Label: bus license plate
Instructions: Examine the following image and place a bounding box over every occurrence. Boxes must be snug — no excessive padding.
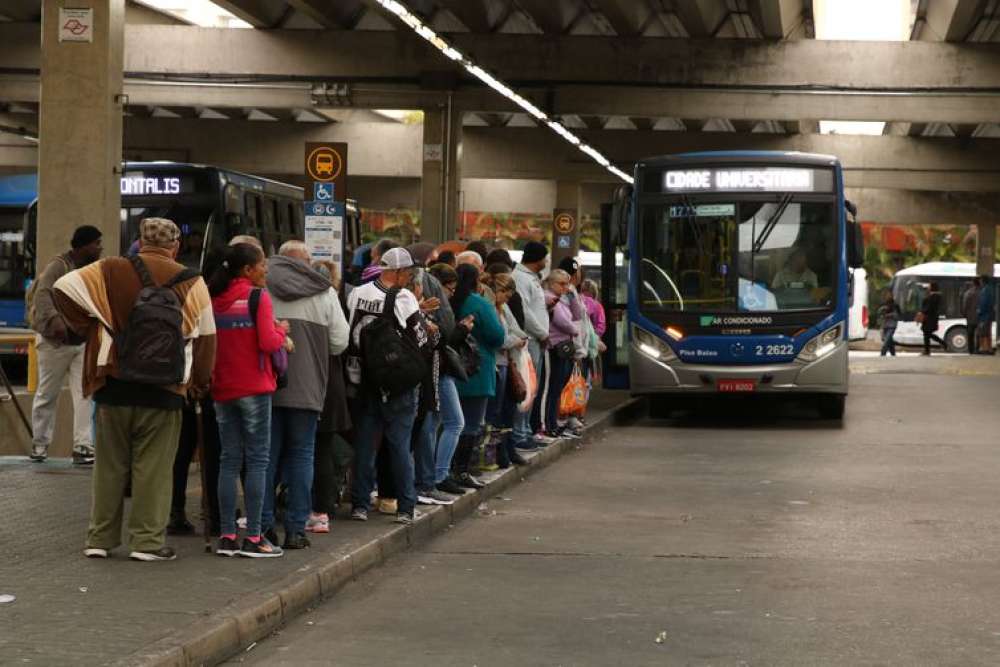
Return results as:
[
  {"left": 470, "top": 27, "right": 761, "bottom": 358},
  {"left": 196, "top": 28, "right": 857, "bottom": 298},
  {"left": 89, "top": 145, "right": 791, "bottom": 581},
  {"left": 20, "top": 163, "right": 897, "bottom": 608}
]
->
[{"left": 717, "top": 379, "right": 756, "bottom": 393}]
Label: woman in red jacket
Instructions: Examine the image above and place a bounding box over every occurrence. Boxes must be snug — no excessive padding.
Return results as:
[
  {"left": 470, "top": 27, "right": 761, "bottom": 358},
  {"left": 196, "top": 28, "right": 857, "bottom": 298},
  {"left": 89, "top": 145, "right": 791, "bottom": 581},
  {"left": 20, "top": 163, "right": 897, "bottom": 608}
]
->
[{"left": 209, "top": 243, "right": 289, "bottom": 558}]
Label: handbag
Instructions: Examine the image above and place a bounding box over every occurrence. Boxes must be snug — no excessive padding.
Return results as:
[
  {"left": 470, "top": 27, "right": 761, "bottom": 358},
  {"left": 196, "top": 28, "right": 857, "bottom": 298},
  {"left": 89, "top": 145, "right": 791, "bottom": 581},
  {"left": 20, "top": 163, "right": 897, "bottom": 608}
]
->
[
  {"left": 515, "top": 350, "right": 537, "bottom": 413},
  {"left": 553, "top": 339, "right": 575, "bottom": 360},
  {"left": 508, "top": 357, "right": 528, "bottom": 403},
  {"left": 455, "top": 333, "right": 481, "bottom": 377},
  {"left": 441, "top": 345, "right": 469, "bottom": 382},
  {"left": 248, "top": 288, "right": 289, "bottom": 389}
]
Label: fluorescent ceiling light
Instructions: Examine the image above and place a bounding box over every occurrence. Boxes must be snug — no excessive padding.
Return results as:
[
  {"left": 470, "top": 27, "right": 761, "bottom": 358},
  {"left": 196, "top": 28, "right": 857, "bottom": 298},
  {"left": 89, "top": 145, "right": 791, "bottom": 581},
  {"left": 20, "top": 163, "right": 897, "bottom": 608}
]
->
[
  {"left": 814, "top": 0, "right": 911, "bottom": 135},
  {"left": 136, "top": 0, "right": 252, "bottom": 28},
  {"left": 372, "top": 0, "right": 632, "bottom": 185}
]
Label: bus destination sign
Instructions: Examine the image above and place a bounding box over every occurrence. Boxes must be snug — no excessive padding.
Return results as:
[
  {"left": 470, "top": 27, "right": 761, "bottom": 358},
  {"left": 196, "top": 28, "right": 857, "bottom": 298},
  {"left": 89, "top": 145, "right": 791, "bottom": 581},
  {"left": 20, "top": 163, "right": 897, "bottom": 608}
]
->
[
  {"left": 120, "top": 175, "right": 192, "bottom": 196},
  {"left": 663, "top": 167, "right": 832, "bottom": 194}
]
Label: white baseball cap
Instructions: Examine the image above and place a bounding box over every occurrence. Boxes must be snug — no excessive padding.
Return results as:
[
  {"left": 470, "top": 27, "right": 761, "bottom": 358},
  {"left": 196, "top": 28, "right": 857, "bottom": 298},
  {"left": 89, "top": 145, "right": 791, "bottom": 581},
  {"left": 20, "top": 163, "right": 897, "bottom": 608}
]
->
[{"left": 380, "top": 247, "right": 415, "bottom": 270}]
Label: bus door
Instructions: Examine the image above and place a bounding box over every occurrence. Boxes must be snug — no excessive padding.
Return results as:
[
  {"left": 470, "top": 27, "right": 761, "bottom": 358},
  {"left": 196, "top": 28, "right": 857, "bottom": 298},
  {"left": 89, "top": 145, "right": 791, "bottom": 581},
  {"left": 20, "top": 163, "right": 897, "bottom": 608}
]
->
[{"left": 600, "top": 199, "right": 630, "bottom": 389}]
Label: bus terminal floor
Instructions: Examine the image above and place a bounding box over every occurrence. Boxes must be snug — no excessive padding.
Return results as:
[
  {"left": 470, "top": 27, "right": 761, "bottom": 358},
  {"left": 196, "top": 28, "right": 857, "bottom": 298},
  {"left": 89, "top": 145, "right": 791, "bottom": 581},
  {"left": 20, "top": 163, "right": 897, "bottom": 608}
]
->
[
  {"left": 233, "top": 360, "right": 1000, "bottom": 666},
  {"left": 3, "top": 363, "right": 1000, "bottom": 665}
]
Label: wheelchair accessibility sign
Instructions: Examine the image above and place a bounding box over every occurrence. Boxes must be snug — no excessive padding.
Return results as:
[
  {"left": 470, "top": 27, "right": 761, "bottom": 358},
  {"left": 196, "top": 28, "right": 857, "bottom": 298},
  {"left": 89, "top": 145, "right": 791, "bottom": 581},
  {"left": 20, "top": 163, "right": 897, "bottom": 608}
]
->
[{"left": 314, "top": 183, "right": 334, "bottom": 201}]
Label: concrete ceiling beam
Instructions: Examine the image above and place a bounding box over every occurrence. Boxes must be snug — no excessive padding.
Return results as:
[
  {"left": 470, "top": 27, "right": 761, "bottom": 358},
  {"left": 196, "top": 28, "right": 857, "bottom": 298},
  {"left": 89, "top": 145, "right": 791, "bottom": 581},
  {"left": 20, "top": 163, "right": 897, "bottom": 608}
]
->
[
  {"left": 514, "top": 0, "right": 584, "bottom": 34},
  {"left": 436, "top": 0, "right": 496, "bottom": 33},
  {"left": 210, "top": 0, "right": 288, "bottom": 28},
  {"left": 921, "top": 0, "right": 985, "bottom": 41},
  {"left": 672, "top": 0, "right": 729, "bottom": 37},
  {"left": 749, "top": 0, "right": 804, "bottom": 39},
  {"left": 588, "top": 0, "right": 651, "bottom": 36},
  {"left": 4, "top": 24, "right": 1000, "bottom": 89},
  {"left": 287, "top": 0, "right": 368, "bottom": 29}
]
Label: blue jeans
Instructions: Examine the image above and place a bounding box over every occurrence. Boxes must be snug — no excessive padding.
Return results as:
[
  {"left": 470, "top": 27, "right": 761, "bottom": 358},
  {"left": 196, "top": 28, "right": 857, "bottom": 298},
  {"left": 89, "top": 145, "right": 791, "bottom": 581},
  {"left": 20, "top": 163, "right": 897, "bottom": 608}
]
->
[
  {"left": 261, "top": 407, "right": 319, "bottom": 536},
  {"left": 460, "top": 395, "right": 490, "bottom": 438},
  {"left": 880, "top": 326, "right": 896, "bottom": 356},
  {"left": 421, "top": 375, "right": 465, "bottom": 487},
  {"left": 513, "top": 340, "right": 543, "bottom": 446},
  {"left": 215, "top": 394, "right": 271, "bottom": 537},
  {"left": 352, "top": 389, "right": 418, "bottom": 515}
]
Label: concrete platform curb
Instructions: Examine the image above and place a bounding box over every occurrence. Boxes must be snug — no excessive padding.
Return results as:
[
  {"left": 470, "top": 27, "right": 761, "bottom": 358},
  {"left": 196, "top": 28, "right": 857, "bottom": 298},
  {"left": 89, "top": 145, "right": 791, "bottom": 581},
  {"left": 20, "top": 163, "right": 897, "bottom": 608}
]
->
[{"left": 114, "top": 395, "right": 643, "bottom": 667}]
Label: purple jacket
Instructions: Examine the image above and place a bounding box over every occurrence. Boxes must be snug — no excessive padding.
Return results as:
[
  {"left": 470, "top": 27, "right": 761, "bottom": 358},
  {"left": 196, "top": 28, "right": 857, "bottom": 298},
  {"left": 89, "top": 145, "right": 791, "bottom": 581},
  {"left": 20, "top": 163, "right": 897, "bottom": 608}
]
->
[
  {"left": 582, "top": 294, "right": 606, "bottom": 337},
  {"left": 546, "top": 289, "right": 580, "bottom": 348}
]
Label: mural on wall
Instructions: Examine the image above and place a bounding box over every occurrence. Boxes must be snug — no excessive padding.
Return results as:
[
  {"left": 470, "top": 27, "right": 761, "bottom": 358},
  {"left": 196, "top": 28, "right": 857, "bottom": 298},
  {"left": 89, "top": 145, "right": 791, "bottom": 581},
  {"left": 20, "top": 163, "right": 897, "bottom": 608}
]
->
[{"left": 360, "top": 209, "right": 605, "bottom": 252}]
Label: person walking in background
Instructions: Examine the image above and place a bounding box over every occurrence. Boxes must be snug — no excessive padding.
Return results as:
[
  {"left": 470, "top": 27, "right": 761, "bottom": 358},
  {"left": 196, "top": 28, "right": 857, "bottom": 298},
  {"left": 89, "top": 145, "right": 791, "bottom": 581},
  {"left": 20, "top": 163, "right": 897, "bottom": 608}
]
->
[
  {"left": 977, "top": 274, "right": 995, "bottom": 354},
  {"left": 919, "top": 281, "right": 945, "bottom": 356},
  {"left": 209, "top": 243, "right": 289, "bottom": 558},
  {"left": 877, "top": 291, "right": 901, "bottom": 357},
  {"left": 451, "top": 263, "right": 505, "bottom": 489},
  {"left": 961, "top": 277, "right": 981, "bottom": 355},
  {"left": 54, "top": 218, "right": 216, "bottom": 562},
  {"left": 262, "top": 241, "right": 349, "bottom": 550},
  {"left": 27, "top": 224, "right": 103, "bottom": 464}
]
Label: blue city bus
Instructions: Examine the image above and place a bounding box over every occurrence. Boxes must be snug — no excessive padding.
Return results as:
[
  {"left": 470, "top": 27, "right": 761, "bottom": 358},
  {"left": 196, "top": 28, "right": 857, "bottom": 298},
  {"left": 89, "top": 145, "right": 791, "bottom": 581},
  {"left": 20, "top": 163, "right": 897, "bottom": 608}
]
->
[
  {"left": 601, "top": 152, "right": 864, "bottom": 419},
  {"left": 0, "top": 162, "right": 316, "bottom": 330}
]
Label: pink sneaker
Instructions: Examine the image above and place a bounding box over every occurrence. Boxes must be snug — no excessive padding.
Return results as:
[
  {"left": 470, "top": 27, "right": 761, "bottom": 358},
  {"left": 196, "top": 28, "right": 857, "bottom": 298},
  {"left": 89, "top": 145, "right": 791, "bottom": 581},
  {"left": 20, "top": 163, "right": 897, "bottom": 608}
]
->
[{"left": 305, "top": 512, "right": 330, "bottom": 533}]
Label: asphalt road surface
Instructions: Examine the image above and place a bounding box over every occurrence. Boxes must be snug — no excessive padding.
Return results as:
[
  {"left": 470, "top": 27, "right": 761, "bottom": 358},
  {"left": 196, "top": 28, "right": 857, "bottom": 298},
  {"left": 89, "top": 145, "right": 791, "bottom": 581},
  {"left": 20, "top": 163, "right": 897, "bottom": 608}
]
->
[{"left": 234, "top": 363, "right": 1000, "bottom": 666}]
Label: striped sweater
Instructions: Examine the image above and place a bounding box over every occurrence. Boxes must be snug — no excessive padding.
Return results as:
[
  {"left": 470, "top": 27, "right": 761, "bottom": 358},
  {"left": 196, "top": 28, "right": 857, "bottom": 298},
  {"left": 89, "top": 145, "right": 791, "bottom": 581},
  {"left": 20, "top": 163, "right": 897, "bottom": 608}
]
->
[{"left": 53, "top": 247, "right": 217, "bottom": 406}]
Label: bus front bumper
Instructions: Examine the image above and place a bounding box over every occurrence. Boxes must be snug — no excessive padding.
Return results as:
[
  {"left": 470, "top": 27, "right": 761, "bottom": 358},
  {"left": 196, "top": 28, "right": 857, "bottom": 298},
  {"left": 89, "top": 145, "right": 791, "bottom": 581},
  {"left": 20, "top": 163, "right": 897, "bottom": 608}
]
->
[{"left": 629, "top": 340, "right": 849, "bottom": 395}]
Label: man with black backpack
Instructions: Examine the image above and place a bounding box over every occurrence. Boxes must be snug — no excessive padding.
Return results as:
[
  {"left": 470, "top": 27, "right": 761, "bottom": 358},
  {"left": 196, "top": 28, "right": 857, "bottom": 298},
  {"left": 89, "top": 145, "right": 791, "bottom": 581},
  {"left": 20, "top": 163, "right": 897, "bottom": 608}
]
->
[
  {"left": 53, "top": 218, "right": 216, "bottom": 562},
  {"left": 346, "top": 247, "right": 431, "bottom": 525}
]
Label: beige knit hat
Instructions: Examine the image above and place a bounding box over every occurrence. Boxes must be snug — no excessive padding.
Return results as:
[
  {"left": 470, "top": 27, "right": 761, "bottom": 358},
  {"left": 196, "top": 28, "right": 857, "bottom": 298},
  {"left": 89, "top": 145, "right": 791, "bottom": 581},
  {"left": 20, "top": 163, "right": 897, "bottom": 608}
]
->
[{"left": 139, "top": 218, "right": 181, "bottom": 248}]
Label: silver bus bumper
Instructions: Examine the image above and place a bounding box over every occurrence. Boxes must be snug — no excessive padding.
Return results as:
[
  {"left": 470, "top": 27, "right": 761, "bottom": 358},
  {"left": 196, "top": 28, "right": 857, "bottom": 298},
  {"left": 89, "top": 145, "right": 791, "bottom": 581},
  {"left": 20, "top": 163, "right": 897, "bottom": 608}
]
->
[{"left": 629, "top": 340, "right": 849, "bottom": 395}]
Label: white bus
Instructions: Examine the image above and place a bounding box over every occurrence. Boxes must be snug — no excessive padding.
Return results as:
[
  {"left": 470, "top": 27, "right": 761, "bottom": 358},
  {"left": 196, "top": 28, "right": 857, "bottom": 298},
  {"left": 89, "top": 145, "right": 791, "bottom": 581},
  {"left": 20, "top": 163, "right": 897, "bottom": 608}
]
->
[{"left": 890, "top": 262, "right": 1000, "bottom": 352}]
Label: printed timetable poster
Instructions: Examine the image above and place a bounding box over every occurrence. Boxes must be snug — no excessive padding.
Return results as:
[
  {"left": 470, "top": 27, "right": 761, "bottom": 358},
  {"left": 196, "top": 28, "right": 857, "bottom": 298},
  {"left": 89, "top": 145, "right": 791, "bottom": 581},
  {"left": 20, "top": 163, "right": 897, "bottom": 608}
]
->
[{"left": 305, "top": 215, "right": 344, "bottom": 264}]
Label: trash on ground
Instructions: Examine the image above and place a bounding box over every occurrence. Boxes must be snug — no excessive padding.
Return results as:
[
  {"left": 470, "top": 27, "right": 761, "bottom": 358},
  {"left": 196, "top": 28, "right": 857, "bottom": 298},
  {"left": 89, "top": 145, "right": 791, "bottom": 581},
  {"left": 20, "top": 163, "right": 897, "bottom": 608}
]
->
[
  {"left": 655, "top": 630, "right": 668, "bottom": 644},
  {"left": 78, "top": 587, "right": 88, "bottom": 593},
  {"left": 0, "top": 594, "right": 15, "bottom": 604}
]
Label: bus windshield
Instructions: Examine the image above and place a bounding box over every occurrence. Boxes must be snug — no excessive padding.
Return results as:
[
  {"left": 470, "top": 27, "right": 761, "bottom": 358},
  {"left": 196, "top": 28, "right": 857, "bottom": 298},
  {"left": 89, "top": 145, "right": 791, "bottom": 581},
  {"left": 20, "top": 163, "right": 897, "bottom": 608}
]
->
[
  {"left": 0, "top": 207, "right": 28, "bottom": 299},
  {"left": 123, "top": 205, "right": 213, "bottom": 269},
  {"left": 638, "top": 199, "right": 837, "bottom": 314}
]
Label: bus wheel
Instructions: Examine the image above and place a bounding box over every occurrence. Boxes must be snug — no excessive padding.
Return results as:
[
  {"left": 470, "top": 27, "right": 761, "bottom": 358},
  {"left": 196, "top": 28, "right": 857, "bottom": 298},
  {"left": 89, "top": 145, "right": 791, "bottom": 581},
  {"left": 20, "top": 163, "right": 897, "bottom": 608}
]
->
[
  {"left": 818, "top": 395, "right": 845, "bottom": 420},
  {"left": 648, "top": 395, "right": 679, "bottom": 418},
  {"left": 945, "top": 326, "right": 967, "bottom": 353}
]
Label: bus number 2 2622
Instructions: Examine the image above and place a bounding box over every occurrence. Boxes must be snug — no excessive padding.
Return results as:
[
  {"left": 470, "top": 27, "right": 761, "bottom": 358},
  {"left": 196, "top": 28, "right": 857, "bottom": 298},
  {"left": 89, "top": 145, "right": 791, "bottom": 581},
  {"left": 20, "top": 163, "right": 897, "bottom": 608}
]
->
[{"left": 755, "top": 344, "right": 794, "bottom": 356}]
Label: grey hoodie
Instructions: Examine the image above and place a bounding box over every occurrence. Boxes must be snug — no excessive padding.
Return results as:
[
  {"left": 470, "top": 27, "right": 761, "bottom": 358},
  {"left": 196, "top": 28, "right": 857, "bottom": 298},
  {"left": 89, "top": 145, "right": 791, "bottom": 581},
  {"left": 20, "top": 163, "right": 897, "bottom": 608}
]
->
[{"left": 267, "top": 256, "right": 349, "bottom": 412}]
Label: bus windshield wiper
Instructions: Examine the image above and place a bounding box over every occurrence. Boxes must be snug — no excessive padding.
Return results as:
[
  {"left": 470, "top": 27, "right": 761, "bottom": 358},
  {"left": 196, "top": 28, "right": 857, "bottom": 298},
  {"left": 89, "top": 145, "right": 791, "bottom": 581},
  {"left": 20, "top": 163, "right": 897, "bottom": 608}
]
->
[{"left": 752, "top": 194, "right": 792, "bottom": 254}]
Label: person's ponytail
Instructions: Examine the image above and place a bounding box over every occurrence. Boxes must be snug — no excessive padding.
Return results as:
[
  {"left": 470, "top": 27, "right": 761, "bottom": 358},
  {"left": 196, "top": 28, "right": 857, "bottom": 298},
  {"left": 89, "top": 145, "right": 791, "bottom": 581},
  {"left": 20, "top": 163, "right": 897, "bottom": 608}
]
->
[{"left": 207, "top": 243, "right": 263, "bottom": 296}]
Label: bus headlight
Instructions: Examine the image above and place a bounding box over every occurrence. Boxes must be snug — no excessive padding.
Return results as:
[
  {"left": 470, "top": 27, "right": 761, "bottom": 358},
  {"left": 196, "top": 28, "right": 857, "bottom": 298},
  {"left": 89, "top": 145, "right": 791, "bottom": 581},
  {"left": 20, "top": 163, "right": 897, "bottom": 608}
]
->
[
  {"left": 796, "top": 324, "right": 842, "bottom": 362},
  {"left": 633, "top": 325, "right": 677, "bottom": 362}
]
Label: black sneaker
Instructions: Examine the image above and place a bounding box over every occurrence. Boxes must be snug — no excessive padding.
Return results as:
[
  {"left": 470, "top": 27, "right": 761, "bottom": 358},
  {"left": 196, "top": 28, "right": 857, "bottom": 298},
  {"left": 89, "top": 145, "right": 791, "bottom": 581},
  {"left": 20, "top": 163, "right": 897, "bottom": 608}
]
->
[
  {"left": 350, "top": 507, "right": 368, "bottom": 521},
  {"left": 509, "top": 451, "right": 529, "bottom": 466},
  {"left": 457, "top": 472, "right": 485, "bottom": 489},
  {"left": 216, "top": 536, "right": 239, "bottom": 557},
  {"left": 167, "top": 514, "right": 195, "bottom": 536},
  {"left": 436, "top": 478, "right": 467, "bottom": 495},
  {"left": 283, "top": 532, "right": 311, "bottom": 550},
  {"left": 72, "top": 450, "right": 95, "bottom": 465},
  {"left": 129, "top": 546, "right": 177, "bottom": 562},
  {"left": 263, "top": 527, "right": 280, "bottom": 546},
  {"left": 238, "top": 537, "right": 283, "bottom": 558}
]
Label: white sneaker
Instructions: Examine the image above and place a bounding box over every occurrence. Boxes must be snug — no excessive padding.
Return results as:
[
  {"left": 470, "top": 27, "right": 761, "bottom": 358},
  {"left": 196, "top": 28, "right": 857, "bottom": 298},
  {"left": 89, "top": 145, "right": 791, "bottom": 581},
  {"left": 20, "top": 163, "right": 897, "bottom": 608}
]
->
[
  {"left": 305, "top": 512, "right": 330, "bottom": 533},
  {"left": 83, "top": 547, "right": 108, "bottom": 559}
]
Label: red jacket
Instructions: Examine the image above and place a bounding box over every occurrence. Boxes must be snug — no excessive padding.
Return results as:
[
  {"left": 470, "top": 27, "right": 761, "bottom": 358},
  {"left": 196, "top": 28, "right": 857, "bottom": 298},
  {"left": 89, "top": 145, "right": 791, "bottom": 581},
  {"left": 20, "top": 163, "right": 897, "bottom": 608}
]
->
[{"left": 211, "top": 278, "right": 286, "bottom": 403}]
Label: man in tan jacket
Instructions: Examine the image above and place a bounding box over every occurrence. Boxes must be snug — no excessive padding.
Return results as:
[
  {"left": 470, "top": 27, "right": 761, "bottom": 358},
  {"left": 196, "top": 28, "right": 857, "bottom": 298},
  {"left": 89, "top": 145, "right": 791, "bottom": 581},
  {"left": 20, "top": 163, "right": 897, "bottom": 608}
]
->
[{"left": 54, "top": 218, "right": 216, "bottom": 562}]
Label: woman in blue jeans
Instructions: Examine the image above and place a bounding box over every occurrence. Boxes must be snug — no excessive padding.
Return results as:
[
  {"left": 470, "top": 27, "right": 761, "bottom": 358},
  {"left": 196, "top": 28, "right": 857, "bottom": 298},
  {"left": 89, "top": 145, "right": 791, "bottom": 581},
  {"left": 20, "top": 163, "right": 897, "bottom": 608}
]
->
[
  {"left": 450, "top": 263, "right": 505, "bottom": 488},
  {"left": 209, "top": 243, "right": 289, "bottom": 558}
]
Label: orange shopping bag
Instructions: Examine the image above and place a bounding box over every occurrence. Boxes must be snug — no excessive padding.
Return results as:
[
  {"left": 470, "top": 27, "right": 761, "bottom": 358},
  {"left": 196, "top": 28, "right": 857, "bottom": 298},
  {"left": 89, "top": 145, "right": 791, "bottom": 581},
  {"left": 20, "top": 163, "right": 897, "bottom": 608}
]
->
[{"left": 559, "top": 362, "right": 588, "bottom": 418}]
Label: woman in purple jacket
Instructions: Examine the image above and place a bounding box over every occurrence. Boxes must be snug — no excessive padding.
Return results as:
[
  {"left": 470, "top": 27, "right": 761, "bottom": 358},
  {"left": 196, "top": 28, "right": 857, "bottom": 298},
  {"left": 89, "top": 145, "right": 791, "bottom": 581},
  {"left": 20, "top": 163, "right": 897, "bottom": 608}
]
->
[{"left": 541, "top": 269, "right": 581, "bottom": 437}]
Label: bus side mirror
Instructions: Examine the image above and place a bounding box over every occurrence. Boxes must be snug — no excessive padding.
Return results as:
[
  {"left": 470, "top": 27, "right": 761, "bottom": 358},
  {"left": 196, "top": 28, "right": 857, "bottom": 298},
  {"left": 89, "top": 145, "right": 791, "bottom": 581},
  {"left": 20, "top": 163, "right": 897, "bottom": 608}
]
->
[
  {"left": 844, "top": 200, "right": 863, "bottom": 268},
  {"left": 610, "top": 184, "right": 633, "bottom": 246}
]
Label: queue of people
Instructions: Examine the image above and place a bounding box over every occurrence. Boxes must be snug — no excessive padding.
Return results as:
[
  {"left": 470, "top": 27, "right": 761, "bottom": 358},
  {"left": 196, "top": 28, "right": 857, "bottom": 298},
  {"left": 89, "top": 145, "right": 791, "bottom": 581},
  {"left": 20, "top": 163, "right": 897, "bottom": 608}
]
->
[{"left": 34, "top": 220, "right": 603, "bottom": 563}]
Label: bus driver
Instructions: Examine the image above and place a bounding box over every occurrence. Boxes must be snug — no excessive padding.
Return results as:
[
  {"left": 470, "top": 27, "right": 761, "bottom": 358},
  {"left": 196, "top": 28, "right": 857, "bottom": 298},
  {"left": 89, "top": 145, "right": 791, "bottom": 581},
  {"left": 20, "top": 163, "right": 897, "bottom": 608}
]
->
[{"left": 771, "top": 247, "right": 818, "bottom": 291}]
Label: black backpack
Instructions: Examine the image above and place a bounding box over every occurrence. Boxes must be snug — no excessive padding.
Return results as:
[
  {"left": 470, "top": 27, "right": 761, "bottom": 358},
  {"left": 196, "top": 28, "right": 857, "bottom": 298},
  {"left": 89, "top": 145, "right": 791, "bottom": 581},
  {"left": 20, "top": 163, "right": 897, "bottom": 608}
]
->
[
  {"left": 360, "top": 288, "right": 428, "bottom": 397},
  {"left": 115, "top": 256, "right": 199, "bottom": 385}
]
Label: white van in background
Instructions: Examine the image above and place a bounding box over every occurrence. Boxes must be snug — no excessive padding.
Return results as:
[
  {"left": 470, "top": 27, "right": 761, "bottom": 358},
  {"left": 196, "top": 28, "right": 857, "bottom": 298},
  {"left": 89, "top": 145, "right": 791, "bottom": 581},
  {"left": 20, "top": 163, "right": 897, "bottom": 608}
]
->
[
  {"left": 848, "top": 267, "right": 869, "bottom": 341},
  {"left": 890, "top": 262, "right": 1000, "bottom": 352}
]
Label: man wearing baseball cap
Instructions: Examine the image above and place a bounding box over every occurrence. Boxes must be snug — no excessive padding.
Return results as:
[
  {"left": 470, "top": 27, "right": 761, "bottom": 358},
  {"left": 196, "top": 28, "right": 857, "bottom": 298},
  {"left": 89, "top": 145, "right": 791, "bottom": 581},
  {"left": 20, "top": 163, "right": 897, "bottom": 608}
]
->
[
  {"left": 345, "top": 247, "right": 431, "bottom": 525},
  {"left": 27, "top": 224, "right": 103, "bottom": 464}
]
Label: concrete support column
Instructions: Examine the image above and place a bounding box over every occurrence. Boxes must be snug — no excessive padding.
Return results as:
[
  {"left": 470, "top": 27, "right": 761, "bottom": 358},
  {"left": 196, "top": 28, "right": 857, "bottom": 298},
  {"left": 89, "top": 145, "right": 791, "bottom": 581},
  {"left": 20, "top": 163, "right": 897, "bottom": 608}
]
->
[
  {"left": 38, "top": 0, "right": 125, "bottom": 266},
  {"left": 551, "top": 180, "right": 582, "bottom": 270},
  {"left": 976, "top": 221, "right": 996, "bottom": 278},
  {"left": 420, "top": 106, "right": 463, "bottom": 243}
]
